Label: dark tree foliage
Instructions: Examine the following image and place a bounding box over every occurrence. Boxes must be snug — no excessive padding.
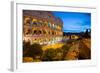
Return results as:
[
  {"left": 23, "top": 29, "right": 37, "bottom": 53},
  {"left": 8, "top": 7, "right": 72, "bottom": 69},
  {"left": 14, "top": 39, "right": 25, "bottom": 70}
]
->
[
  {"left": 54, "top": 48, "right": 63, "bottom": 60},
  {"left": 83, "top": 29, "right": 90, "bottom": 38},
  {"left": 62, "top": 45, "right": 70, "bottom": 53},
  {"left": 27, "top": 43, "right": 43, "bottom": 58},
  {"left": 23, "top": 41, "right": 31, "bottom": 57},
  {"left": 61, "top": 45, "right": 70, "bottom": 59},
  {"left": 23, "top": 43, "right": 43, "bottom": 59},
  {"left": 42, "top": 48, "right": 57, "bottom": 61}
]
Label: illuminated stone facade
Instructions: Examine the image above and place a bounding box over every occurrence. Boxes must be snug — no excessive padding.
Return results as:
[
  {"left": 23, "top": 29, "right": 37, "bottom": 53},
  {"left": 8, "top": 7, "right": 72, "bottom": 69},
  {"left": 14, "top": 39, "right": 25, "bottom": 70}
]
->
[{"left": 23, "top": 10, "right": 63, "bottom": 45}]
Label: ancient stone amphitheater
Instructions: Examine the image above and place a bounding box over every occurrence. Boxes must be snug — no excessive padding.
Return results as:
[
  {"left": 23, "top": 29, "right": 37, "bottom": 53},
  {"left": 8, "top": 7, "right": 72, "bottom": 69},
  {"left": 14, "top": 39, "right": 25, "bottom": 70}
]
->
[{"left": 23, "top": 10, "right": 63, "bottom": 45}]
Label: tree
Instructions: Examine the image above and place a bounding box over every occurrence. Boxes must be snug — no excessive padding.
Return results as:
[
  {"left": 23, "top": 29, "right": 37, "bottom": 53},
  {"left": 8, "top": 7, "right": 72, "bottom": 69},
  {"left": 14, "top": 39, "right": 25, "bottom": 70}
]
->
[
  {"left": 54, "top": 48, "right": 63, "bottom": 60},
  {"left": 61, "top": 45, "right": 70, "bottom": 59},
  {"left": 27, "top": 43, "right": 43, "bottom": 59},
  {"left": 83, "top": 29, "right": 90, "bottom": 38},
  {"left": 62, "top": 45, "right": 70, "bottom": 53},
  {"left": 42, "top": 48, "right": 57, "bottom": 61},
  {"left": 23, "top": 41, "right": 31, "bottom": 57}
]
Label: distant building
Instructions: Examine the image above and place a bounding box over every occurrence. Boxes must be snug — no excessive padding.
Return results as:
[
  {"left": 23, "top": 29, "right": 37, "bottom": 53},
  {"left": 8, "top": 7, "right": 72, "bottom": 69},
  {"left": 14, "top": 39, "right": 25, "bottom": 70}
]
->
[
  {"left": 63, "top": 32, "right": 80, "bottom": 40},
  {"left": 23, "top": 10, "right": 63, "bottom": 45}
]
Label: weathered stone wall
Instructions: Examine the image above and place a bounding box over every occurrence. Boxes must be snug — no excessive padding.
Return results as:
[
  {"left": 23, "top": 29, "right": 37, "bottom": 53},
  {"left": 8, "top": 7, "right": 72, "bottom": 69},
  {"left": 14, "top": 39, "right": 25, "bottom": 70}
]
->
[{"left": 23, "top": 10, "right": 63, "bottom": 45}]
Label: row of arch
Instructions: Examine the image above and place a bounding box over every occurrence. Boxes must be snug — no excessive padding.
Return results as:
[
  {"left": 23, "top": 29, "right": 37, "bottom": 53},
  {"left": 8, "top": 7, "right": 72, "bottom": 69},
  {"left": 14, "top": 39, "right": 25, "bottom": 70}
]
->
[
  {"left": 23, "top": 36, "right": 63, "bottom": 45},
  {"left": 24, "top": 17, "right": 62, "bottom": 30},
  {"left": 23, "top": 27, "right": 63, "bottom": 36},
  {"left": 32, "top": 37, "right": 62, "bottom": 45}
]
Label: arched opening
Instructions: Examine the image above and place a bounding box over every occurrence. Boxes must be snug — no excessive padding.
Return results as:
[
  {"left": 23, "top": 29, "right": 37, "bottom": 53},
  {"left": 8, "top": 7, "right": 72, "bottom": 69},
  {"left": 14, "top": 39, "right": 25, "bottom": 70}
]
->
[
  {"left": 44, "top": 21, "right": 47, "bottom": 26},
  {"left": 32, "top": 19, "right": 38, "bottom": 26},
  {"left": 38, "top": 30, "right": 42, "bottom": 34},
  {"left": 24, "top": 17, "right": 31, "bottom": 25},
  {"left": 32, "top": 21, "right": 37, "bottom": 26},
  {"left": 24, "top": 28, "right": 31, "bottom": 35},
  {"left": 48, "top": 22, "right": 51, "bottom": 27},
  {"left": 52, "top": 31, "right": 55, "bottom": 35},
  {"left": 33, "top": 30, "right": 37, "bottom": 35},
  {"left": 26, "top": 20, "right": 30, "bottom": 24},
  {"left": 33, "top": 30, "right": 42, "bottom": 35},
  {"left": 26, "top": 29, "right": 31, "bottom": 35},
  {"left": 38, "top": 21, "right": 43, "bottom": 26},
  {"left": 48, "top": 31, "right": 51, "bottom": 35},
  {"left": 43, "top": 30, "right": 46, "bottom": 34}
]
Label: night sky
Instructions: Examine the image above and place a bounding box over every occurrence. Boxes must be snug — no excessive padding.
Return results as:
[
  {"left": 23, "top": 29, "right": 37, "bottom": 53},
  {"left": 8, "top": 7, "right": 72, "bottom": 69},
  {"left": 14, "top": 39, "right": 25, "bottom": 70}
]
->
[{"left": 53, "top": 11, "right": 91, "bottom": 33}]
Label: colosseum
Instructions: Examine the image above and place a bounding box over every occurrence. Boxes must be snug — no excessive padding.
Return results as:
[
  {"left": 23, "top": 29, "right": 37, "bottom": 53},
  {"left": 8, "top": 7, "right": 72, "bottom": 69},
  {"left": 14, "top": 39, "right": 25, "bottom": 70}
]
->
[{"left": 23, "top": 10, "right": 63, "bottom": 45}]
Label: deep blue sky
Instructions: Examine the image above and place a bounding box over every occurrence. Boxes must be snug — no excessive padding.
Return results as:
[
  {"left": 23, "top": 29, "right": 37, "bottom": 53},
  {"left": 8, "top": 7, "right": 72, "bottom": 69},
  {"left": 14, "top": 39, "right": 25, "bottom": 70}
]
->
[{"left": 53, "top": 11, "right": 91, "bottom": 33}]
